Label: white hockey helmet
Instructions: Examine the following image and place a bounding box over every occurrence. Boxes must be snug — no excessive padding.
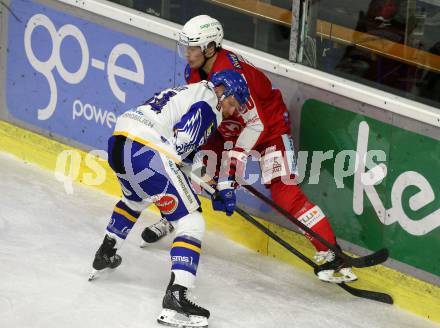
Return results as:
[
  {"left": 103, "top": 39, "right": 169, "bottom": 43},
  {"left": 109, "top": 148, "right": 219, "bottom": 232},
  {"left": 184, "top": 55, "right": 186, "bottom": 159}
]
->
[{"left": 178, "top": 15, "right": 224, "bottom": 56}]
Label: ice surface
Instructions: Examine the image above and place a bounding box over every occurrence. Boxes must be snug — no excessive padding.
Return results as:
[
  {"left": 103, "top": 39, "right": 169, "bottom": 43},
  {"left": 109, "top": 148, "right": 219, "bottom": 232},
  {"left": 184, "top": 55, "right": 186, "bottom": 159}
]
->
[{"left": 0, "top": 152, "right": 438, "bottom": 328}]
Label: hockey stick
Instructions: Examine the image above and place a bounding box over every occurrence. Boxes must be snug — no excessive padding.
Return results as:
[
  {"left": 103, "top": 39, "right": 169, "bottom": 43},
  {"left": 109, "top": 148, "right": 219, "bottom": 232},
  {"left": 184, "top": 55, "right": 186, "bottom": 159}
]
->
[
  {"left": 234, "top": 206, "right": 393, "bottom": 305},
  {"left": 188, "top": 172, "right": 393, "bottom": 304},
  {"left": 242, "top": 184, "right": 389, "bottom": 269}
]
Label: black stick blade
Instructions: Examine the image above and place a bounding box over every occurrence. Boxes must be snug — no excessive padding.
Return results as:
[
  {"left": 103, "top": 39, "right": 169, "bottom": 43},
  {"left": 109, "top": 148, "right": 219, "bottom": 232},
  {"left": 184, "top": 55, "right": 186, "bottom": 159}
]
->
[
  {"left": 338, "top": 283, "right": 394, "bottom": 304},
  {"left": 349, "top": 248, "right": 389, "bottom": 268}
]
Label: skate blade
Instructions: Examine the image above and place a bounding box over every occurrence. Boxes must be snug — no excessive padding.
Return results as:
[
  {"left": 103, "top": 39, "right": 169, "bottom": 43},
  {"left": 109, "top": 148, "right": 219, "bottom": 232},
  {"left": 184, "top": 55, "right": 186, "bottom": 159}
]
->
[
  {"left": 157, "top": 309, "right": 208, "bottom": 328},
  {"left": 88, "top": 268, "right": 108, "bottom": 281},
  {"left": 88, "top": 268, "right": 104, "bottom": 281},
  {"left": 88, "top": 269, "right": 98, "bottom": 281},
  {"left": 139, "top": 241, "right": 150, "bottom": 248}
]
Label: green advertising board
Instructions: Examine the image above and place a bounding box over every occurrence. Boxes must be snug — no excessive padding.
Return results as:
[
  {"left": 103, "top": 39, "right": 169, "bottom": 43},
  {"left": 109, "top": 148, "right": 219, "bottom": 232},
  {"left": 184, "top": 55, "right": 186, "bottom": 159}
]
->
[{"left": 300, "top": 99, "right": 440, "bottom": 277}]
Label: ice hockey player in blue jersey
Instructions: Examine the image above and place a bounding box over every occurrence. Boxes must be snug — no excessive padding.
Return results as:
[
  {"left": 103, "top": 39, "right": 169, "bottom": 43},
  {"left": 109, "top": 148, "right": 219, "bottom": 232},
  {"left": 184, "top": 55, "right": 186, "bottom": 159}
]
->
[{"left": 89, "top": 69, "right": 250, "bottom": 328}]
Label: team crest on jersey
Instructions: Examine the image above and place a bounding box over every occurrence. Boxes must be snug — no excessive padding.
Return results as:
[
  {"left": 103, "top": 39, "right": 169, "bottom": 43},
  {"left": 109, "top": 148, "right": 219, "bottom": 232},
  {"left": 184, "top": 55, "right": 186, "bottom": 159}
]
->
[
  {"left": 183, "top": 108, "right": 202, "bottom": 137},
  {"left": 218, "top": 120, "right": 243, "bottom": 138},
  {"left": 226, "top": 53, "right": 242, "bottom": 69},
  {"left": 174, "top": 101, "right": 217, "bottom": 155}
]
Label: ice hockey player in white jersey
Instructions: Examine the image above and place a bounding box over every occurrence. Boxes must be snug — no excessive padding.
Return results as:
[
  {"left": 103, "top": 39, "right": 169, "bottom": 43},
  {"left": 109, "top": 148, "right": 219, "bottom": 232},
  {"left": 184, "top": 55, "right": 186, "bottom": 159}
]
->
[{"left": 89, "top": 69, "right": 250, "bottom": 328}]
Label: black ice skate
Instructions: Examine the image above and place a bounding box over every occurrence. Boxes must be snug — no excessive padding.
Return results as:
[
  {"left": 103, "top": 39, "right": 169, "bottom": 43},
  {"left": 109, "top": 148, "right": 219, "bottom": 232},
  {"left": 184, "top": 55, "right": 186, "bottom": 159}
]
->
[
  {"left": 157, "top": 273, "right": 210, "bottom": 328},
  {"left": 314, "top": 247, "right": 357, "bottom": 283},
  {"left": 88, "top": 234, "right": 122, "bottom": 281},
  {"left": 140, "top": 217, "right": 174, "bottom": 247}
]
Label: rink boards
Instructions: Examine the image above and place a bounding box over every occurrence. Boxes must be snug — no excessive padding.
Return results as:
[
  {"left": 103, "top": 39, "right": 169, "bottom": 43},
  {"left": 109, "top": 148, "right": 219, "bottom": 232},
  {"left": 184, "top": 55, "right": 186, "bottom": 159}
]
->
[
  {"left": 0, "top": 0, "right": 439, "bottom": 323},
  {"left": 2, "top": 117, "right": 440, "bottom": 321}
]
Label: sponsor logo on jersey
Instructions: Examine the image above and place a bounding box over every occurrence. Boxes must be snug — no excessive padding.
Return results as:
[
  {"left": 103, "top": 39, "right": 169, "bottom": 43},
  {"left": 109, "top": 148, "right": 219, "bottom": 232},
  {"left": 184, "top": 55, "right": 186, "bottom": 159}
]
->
[
  {"left": 166, "top": 159, "right": 197, "bottom": 206},
  {"left": 107, "top": 223, "right": 131, "bottom": 238},
  {"left": 272, "top": 158, "right": 283, "bottom": 174},
  {"left": 173, "top": 85, "right": 189, "bottom": 92},
  {"left": 261, "top": 148, "right": 288, "bottom": 184},
  {"left": 226, "top": 53, "right": 242, "bottom": 70},
  {"left": 247, "top": 115, "right": 260, "bottom": 125},
  {"left": 121, "top": 111, "right": 155, "bottom": 129},
  {"left": 171, "top": 255, "right": 193, "bottom": 264},
  {"left": 176, "top": 144, "right": 195, "bottom": 154},
  {"left": 155, "top": 194, "right": 179, "bottom": 215}
]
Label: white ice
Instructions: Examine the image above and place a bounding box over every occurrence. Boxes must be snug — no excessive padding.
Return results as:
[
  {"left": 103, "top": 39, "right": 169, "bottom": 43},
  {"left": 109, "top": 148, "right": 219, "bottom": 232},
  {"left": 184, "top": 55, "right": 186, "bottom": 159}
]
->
[{"left": 0, "top": 151, "right": 438, "bottom": 328}]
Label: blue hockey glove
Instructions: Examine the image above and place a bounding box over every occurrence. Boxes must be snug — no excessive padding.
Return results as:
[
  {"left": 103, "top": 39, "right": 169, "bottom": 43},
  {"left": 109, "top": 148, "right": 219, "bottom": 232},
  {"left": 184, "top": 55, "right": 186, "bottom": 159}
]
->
[{"left": 211, "top": 177, "right": 237, "bottom": 216}]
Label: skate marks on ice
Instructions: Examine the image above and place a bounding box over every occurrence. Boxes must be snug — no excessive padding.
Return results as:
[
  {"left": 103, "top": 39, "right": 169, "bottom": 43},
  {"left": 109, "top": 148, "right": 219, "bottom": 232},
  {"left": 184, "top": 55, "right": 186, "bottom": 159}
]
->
[{"left": 0, "top": 152, "right": 438, "bottom": 328}]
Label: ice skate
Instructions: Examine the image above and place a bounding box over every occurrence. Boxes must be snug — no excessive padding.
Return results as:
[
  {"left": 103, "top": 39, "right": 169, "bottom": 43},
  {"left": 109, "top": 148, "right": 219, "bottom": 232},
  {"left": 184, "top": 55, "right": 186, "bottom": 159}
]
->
[
  {"left": 140, "top": 217, "right": 174, "bottom": 247},
  {"left": 314, "top": 248, "right": 357, "bottom": 283},
  {"left": 88, "top": 234, "right": 122, "bottom": 281},
  {"left": 157, "top": 273, "right": 210, "bottom": 328}
]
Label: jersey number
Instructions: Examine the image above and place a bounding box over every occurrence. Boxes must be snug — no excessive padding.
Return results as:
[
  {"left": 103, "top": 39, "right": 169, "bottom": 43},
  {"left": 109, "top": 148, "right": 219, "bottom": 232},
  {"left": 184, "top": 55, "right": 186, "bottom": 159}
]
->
[
  {"left": 145, "top": 90, "right": 177, "bottom": 113},
  {"left": 145, "top": 86, "right": 188, "bottom": 113}
]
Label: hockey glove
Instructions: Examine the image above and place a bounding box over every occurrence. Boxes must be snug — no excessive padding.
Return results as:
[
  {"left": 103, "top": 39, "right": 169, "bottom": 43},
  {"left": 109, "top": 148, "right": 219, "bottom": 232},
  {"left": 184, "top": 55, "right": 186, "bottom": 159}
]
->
[
  {"left": 211, "top": 177, "right": 237, "bottom": 216},
  {"left": 211, "top": 147, "right": 247, "bottom": 216}
]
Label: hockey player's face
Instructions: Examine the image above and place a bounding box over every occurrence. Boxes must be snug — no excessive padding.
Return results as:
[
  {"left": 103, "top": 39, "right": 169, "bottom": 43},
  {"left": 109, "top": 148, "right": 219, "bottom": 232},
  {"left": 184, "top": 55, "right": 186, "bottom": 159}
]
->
[
  {"left": 220, "top": 95, "right": 240, "bottom": 118},
  {"left": 214, "top": 85, "right": 239, "bottom": 118},
  {"left": 185, "top": 46, "right": 205, "bottom": 69}
]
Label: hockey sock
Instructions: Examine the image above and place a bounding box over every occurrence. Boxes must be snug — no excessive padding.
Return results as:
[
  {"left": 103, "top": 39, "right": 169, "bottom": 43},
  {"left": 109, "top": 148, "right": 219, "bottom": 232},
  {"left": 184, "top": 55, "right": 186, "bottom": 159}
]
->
[
  {"left": 170, "top": 235, "right": 201, "bottom": 288},
  {"left": 106, "top": 200, "right": 141, "bottom": 243}
]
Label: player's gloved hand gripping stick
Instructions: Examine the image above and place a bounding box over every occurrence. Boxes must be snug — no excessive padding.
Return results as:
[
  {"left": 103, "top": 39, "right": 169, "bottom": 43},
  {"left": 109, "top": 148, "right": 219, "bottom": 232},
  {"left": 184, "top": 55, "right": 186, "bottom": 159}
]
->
[
  {"left": 210, "top": 147, "right": 247, "bottom": 216},
  {"left": 211, "top": 177, "right": 236, "bottom": 216}
]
